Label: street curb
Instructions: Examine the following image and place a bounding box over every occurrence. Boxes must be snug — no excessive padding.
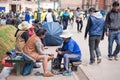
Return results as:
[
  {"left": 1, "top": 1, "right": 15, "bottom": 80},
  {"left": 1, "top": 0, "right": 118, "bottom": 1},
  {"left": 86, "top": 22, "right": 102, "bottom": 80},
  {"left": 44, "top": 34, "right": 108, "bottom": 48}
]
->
[
  {"left": 74, "top": 65, "right": 89, "bottom": 80},
  {"left": 79, "top": 64, "right": 96, "bottom": 80}
]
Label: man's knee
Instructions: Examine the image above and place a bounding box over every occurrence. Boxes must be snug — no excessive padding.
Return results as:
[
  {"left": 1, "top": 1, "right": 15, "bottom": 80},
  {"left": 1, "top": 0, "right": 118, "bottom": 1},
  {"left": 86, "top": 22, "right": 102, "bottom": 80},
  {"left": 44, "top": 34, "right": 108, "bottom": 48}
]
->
[{"left": 63, "top": 54, "right": 69, "bottom": 58}]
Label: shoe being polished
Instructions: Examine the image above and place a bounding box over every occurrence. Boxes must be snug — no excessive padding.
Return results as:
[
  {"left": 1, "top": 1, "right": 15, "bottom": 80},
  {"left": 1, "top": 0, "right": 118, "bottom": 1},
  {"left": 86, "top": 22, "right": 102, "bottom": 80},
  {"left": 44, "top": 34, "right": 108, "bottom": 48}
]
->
[{"left": 62, "top": 71, "right": 72, "bottom": 76}]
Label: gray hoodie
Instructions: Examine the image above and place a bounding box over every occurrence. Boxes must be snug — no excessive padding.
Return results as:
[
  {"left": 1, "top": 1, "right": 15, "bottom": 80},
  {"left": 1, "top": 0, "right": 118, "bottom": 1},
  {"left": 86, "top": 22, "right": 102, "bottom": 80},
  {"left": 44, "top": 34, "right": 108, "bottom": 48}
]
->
[{"left": 91, "top": 12, "right": 103, "bottom": 19}]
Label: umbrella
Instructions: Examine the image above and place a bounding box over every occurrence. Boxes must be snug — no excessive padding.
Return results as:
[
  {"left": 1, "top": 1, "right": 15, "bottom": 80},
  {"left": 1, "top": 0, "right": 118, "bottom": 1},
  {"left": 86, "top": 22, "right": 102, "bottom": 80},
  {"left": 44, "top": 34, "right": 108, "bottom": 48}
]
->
[{"left": 42, "top": 22, "right": 63, "bottom": 46}]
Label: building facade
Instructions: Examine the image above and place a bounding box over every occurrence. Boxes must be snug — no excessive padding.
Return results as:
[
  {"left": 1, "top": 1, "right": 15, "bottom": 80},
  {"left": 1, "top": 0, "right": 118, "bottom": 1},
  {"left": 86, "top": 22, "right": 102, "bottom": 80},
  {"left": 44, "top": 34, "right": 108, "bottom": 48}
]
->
[
  {"left": 60, "top": 0, "right": 82, "bottom": 9},
  {"left": 0, "top": 0, "right": 59, "bottom": 13},
  {"left": 0, "top": 0, "right": 120, "bottom": 13}
]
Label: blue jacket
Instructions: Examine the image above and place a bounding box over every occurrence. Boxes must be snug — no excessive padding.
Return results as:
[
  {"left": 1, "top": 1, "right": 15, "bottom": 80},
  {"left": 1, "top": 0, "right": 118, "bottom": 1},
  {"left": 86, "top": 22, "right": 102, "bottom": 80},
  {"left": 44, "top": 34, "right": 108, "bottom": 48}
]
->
[
  {"left": 62, "top": 12, "right": 70, "bottom": 21},
  {"left": 62, "top": 38, "right": 81, "bottom": 56},
  {"left": 85, "top": 12, "right": 105, "bottom": 38},
  {"left": 25, "top": 13, "right": 30, "bottom": 23}
]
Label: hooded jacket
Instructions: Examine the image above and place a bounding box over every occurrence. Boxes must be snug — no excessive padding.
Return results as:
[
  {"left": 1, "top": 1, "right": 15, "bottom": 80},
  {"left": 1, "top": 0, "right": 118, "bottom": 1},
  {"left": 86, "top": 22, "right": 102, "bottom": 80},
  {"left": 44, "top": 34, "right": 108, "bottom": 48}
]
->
[{"left": 85, "top": 12, "right": 105, "bottom": 38}]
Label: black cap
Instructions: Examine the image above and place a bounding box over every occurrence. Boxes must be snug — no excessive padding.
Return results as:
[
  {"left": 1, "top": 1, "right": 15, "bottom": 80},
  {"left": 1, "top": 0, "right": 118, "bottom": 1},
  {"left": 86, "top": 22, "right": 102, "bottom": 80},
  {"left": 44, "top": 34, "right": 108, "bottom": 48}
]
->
[
  {"left": 112, "top": 1, "right": 119, "bottom": 7},
  {"left": 76, "top": 7, "right": 80, "bottom": 10},
  {"left": 48, "top": 8, "right": 52, "bottom": 12},
  {"left": 88, "top": 7, "right": 97, "bottom": 12}
]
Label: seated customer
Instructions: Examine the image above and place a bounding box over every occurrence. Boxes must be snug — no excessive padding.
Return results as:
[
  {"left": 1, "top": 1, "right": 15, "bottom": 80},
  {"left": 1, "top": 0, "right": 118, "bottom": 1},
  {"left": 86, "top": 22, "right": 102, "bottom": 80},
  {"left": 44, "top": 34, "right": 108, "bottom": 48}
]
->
[
  {"left": 56, "top": 30, "right": 82, "bottom": 75},
  {"left": 15, "top": 21, "right": 31, "bottom": 53},
  {"left": 23, "top": 28, "right": 54, "bottom": 77}
]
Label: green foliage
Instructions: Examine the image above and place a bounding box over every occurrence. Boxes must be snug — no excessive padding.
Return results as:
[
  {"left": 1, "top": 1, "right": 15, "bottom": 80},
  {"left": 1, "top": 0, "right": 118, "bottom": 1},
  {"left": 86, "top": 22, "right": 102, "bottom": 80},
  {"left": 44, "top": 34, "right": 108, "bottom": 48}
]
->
[{"left": 0, "top": 25, "right": 16, "bottom": 60}]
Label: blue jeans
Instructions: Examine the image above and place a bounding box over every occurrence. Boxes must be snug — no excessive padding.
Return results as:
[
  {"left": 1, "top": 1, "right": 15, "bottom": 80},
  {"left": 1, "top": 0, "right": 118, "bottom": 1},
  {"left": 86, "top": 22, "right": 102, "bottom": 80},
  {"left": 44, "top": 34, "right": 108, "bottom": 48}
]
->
[
  {"left": 108, "top": 31, "right": 120, "bottom": 57},
  {"left": 62, "top": 20, "right": 68, "bottom": 30},
  {"left": 63, "top": 54, "right": 81, "bottom": 71}
]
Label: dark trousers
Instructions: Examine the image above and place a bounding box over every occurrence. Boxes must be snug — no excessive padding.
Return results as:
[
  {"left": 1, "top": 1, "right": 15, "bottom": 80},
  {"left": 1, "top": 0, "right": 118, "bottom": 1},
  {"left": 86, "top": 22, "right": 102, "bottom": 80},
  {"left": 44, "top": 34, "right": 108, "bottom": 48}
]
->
[
  {"left": 89, "top": 36, "right": 102, "bottom": 62},
  {"left": 76, "top": 20, "right": 83, "bottom": 32},
  {"left": 62, "top": 20, "right": 68, "bottom": 30}
]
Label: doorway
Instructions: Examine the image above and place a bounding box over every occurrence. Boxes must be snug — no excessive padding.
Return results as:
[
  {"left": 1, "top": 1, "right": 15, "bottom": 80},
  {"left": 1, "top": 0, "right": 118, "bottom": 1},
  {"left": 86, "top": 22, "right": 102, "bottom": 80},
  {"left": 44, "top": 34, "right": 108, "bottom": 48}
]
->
[{"left": 11, "top": 5, "right": 16, "bottom": 13}]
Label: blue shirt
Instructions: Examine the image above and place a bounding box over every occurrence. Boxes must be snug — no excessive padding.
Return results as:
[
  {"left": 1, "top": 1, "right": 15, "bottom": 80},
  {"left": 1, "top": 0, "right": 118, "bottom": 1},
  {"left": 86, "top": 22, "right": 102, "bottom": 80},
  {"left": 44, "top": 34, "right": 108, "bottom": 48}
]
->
[{"left": 62, "top": 38, "right": 81, "bottom": 56}]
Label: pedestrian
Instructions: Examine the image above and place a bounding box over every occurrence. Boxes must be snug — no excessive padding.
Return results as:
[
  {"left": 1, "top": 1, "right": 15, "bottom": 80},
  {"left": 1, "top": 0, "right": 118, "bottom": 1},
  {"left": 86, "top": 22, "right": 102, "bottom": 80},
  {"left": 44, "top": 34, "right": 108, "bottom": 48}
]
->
[
  {"left": 25, "top": 10, "right": 31, "bottom": 23},
  {"left": 75, "top": 7, "right": 83, "bottom": 32},
  {"left": 105, "top": 1, "right": 120, "bottom": 61},
  {"left": 61, "top": 9, "right": 70, "bottom": 30},
  {"left": 84, "top": 7, "right": 105, "bottom": 64},
  {"left": 41, "top": 9, "right": 47, "bottom": 23},
  {"left": 56, "top": 30, "right": 82, "bottom": 75},
  {"left": 44, "top": 8, "right": 58, "bottom": 23},
  {"left": 69, "top": 10, "right": 74, "bottom": 29}
]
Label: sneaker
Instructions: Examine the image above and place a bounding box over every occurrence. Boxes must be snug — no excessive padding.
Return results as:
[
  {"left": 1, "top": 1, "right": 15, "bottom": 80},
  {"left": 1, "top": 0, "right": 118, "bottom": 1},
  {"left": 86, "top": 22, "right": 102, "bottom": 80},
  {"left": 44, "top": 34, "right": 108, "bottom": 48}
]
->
[
  {"left": 79, "top": 30, "right": 82, "bottom": 33},
  {"left": 34, "top": 71, "right": 42, "bottom": 76},
  {"left": 43, "top": 72, "right": 54, "bottom": 77},
  {"left": 108, "top": 56, "right": 113, "bottom": 61},
  {"left": 97, "top": 58, "right": 101, "bottom": 64},
  {"left": 62, "top": 71, "right": 72, "bottom": 76},
  {"left": 114, "top": 56, "right": 119, "bottom": 61}
]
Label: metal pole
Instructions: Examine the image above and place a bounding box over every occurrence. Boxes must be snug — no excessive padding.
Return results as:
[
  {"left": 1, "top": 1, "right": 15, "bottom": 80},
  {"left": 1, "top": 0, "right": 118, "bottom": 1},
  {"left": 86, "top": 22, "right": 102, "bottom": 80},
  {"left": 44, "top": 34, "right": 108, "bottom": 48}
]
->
[
  {"left": 37, "top": 0, "right": 41, "bottom": 22},
  {"left": 58, "top": 0, "right": 61, "bottom": 15},
  {"left": 54, "top": 0, "right": 56, "bottom": 9}
]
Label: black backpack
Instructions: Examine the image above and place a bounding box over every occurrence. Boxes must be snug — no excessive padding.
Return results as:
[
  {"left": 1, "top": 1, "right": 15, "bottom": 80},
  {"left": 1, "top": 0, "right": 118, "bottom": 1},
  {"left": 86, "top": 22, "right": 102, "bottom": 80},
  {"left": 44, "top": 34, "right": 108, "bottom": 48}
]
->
[{"left": 51, "top": 58, "right": 61, "bottom": 70}]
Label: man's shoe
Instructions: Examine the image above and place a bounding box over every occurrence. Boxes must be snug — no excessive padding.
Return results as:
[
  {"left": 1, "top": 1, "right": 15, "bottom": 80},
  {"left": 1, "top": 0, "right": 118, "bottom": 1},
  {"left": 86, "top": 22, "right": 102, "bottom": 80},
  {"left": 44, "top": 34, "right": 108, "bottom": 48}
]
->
[
  {"left": 89, "top": 61, "right": 95, "bottom": 65},
  {"left": 97, "top": 58, "right": 101, "bottom": 64},
  {"left": 108, "top": 56, "right": 113, "bottom": 61},
  {"left": 62, "top": 71, "right": 72, "bottom": 76},
  {"left": 114, "top": 56, "right": 119, "bottom": 61}
]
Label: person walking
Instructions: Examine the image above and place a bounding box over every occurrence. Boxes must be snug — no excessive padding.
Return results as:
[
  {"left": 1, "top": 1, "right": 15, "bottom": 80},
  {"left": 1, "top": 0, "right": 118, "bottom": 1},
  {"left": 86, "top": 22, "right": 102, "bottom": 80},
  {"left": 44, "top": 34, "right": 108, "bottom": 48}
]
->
[
  {"left": 84, "top": 7, "right": 105, "bottom": 64},
  {"left": 75, "top": 7, "right": 83, "bottom": 32},
  {"left": 105, "top": 1, "right": 120, "bottom": 61},
  {"left": 62, "top": 9, "right": 70, "bottom": 30}
]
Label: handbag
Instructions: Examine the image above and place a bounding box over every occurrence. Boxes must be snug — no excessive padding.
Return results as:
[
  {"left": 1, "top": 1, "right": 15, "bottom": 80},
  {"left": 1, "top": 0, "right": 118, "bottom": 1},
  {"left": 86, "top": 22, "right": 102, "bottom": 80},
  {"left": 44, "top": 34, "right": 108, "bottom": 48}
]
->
[{"left": 1, "top": 55, "right": 13, "bottom": 67}]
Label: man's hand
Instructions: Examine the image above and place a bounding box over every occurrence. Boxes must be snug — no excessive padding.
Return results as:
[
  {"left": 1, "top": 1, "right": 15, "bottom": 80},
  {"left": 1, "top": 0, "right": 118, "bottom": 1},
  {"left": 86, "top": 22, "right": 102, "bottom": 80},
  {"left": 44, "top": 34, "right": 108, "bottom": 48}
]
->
[
  {"left": 57, "top": 51, "right": 62, "bottom": 54},
  {"left": 105, "top": 32, "right": 109, "bottom": 36},
  {"left": 56, "top": 48, "right": 59, "bottom": 52}
]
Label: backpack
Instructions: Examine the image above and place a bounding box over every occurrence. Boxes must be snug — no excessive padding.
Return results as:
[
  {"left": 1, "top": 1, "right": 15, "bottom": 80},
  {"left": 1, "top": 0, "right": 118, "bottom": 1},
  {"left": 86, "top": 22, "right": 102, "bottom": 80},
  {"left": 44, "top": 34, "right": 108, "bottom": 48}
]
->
[
  {"left": 51, "top": 58, "right": 61, "bottom": 70},
  {"left": 51, "top": 58, "right": 62, "bottom": 75}
]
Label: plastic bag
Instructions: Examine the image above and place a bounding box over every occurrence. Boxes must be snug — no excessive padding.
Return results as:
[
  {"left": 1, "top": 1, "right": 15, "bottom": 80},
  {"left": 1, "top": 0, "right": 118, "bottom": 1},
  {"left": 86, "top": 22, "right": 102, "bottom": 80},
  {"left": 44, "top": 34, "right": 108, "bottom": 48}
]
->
[
  {"left": 0, "top": 67, "right": 14, "bottom": 80},
  {"left": 1, "top": 56, "right": 13, "bottom": 67}
]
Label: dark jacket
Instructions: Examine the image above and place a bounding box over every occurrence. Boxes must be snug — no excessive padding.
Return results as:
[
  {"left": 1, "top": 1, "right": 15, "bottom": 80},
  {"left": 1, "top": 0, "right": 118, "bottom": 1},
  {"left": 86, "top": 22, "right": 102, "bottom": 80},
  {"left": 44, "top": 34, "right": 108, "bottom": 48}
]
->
[{"left": 105, "top": 9, "right": 120, "bottom": 32}]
